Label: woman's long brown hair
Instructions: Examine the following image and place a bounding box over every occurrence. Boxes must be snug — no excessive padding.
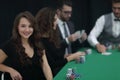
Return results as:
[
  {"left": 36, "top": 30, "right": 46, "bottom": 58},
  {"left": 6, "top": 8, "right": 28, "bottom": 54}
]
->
[
  {"left": 35, "top": 7, "right": 60, "bottom": 48},
  {"left": 11, "top": 11, "right": 44, "bottom": 66}
]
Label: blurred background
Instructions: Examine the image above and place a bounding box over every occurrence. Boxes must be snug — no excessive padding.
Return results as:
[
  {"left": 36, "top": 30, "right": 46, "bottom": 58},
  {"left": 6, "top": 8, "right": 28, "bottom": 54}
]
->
[{"left": 0, "top": 0, "right": 112, "bottom": 45}]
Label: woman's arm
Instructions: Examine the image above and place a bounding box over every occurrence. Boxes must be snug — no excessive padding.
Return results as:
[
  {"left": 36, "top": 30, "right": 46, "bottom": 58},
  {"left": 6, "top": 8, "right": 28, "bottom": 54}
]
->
[
  {"left": 42, "top": 50, "right": 53, "bottom": 80},
  {"left": 0, "top": 49, "right": 22, "bottom": 80},
  {"left": 66, "top": 51, "right": 85, "bottom": 62}
]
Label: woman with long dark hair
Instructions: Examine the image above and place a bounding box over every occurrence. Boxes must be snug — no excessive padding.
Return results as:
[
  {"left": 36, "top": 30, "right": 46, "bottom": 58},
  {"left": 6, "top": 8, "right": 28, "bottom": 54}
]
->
[
  {"left": 0, "top": 11, "right": 53, "bottom": 80},
  {"left": 35, "top": 7, "right": 85, "bottom": 76}
]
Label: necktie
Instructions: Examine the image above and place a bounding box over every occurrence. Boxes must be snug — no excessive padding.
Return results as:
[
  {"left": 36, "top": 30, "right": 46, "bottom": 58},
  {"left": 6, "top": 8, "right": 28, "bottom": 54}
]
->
[
  {"left": 63, "top": 23, "right": 69, "bottom": 37},
  {"left": 63, "top": 22, "right": 72, "bottom": 54},
  {"left": 114, "top": 18, "right": 120, "bottom": 21}
]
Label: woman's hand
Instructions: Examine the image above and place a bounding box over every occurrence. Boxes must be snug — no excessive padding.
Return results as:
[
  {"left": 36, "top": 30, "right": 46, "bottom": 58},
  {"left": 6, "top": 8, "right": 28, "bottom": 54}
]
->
[
  {"left": 66, "top": 51, "right": 85, "bottom": 62},
  {"left": 9, "top": 68, "right": 22, "bottom": 80}
]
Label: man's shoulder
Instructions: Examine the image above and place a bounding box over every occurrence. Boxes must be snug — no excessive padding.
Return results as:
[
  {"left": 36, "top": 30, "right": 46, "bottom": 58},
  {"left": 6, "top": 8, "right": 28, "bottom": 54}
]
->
[
  {"left": 66, "top": 21, "right": 74, "bottom": 24},
  {"left": 66, "top": 21, "right": 74, "bottom": 26},
  {"left": 98, "top": 12, "right": 112, "bottom": 20},
  {"left": 103, "top": 12, "right": 112, "bottom": 16}
]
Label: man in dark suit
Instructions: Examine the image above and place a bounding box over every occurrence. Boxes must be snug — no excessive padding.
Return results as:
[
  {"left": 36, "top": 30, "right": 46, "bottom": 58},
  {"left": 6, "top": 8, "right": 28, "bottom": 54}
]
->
[{"left": 56, "top": 0, "right": 87, "bottom": 55}]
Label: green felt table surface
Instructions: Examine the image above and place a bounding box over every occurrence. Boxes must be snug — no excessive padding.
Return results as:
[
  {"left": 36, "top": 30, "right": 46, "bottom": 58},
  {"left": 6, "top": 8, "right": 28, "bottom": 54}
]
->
[{"left": 53, "top": 48, "right": 120, "bottom": 80}]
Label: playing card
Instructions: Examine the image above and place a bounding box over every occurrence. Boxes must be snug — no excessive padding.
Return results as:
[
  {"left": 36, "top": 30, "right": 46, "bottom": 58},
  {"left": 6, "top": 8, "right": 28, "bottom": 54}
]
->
[
  {"left": 73, "top": 30, "right": 85, "bottom": 39},
  {"left": 74, "top": 31, "right": 81, "bottom": 39},
  {"left": 81, "top": 30, "right": 85, "bottom": 35},
  {"left": 102, "top": 52, "right": 112, "bottom": 55}
]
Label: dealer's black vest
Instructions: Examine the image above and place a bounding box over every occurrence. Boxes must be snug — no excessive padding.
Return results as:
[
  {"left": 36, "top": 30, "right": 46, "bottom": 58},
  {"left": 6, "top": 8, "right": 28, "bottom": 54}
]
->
[{"left": 98, "top": 13, "right": 120, "bottom": 45}]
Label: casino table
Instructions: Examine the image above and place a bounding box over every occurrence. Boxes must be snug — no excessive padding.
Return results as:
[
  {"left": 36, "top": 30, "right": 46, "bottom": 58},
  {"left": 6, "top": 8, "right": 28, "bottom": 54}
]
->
[{"left": 53, "top": 48, "right": 120, "bottom": 80}]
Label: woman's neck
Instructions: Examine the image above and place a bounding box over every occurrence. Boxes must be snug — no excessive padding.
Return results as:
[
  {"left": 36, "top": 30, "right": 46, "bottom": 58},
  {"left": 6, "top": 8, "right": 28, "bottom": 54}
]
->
[{"left": 21, "top": 38, "right": 29, "bottom": 46}]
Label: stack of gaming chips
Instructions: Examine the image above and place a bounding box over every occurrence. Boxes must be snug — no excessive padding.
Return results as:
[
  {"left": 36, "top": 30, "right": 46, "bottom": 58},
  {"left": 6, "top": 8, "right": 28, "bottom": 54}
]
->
[
  {"left": 66, "top": 68, "right": 81, "bottom": 80},
  {"left": 112, "top": 44, "right": 120, "bottom": 49},
  {"left": 80, "top": 56, "right": 85, "bottom": 63},
  {"left": 66, "top": 68, "right": 75, "bottom": 80},
  {"left": 105, "top": 42, "right": 112, "bottom": 50},
  {"left": 75, "top": 55, "right": 85, "bottom": 63},
  {"left": 105, "top": 42, "right": 120, "bottom": 50},
  {"left": 84, "top": 49, "right": 92, "bottom": 55},
  {"left": 118, "top": 44, "right": 120, "bottom": 50}
]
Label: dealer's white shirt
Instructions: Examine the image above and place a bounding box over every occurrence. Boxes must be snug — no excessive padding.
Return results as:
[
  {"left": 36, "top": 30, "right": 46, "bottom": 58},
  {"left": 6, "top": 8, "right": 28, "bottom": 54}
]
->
[{"left": 88, "top": 13, "right": 120, "bottom": 47}]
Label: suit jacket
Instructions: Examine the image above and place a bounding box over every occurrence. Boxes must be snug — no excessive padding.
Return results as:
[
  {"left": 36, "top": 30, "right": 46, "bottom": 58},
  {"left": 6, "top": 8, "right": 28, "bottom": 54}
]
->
[{"left": 58, "top": 21, "right": 81, "bottom": 53}]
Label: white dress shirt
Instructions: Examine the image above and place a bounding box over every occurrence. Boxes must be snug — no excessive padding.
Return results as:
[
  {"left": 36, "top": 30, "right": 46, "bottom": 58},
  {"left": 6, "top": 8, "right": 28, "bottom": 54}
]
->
[
  {"left": 88, "top": 13, "right": 120, "bottom": 47},
  {"left": 57, "top": 19, "right": 70, "bottom": 44},
  {"left": 57, "top": 19, "right": 71, "bottom": 54}
]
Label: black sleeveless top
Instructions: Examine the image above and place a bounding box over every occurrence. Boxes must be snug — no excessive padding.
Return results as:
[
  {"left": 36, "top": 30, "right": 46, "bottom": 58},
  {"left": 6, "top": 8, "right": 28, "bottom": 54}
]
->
[{"left": 0, "top": 40, "right": 45, "bottom": 80}]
